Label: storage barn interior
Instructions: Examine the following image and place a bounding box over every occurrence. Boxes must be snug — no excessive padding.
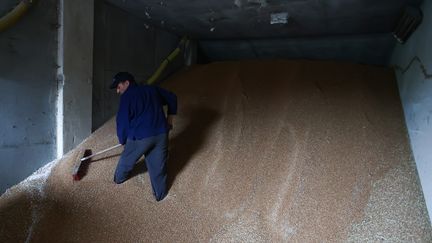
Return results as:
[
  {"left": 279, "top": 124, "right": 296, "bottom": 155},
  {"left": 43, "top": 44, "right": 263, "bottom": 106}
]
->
[{"left": 1, "top": 0, "right": 432, "bottom": 241}]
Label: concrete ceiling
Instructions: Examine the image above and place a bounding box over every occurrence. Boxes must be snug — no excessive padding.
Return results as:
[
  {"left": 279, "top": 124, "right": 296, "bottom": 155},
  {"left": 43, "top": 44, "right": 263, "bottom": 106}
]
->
[{"left": 106, "top": 0, "right": 422, "bottom": 39}]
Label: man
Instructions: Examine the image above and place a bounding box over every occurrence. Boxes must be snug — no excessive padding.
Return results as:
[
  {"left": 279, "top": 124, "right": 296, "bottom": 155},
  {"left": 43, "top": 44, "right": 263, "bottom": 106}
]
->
[{"left": 110, "top": 72, "right": 177, "bottom": 201}]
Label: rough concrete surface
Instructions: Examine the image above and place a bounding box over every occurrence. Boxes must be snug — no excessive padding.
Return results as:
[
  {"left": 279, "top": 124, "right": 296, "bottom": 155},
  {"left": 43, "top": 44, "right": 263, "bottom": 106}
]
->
[
  {"left": 1, "top": 60, "right": 431, "bottom": 242},
  {"left": 391, "top": 0, "right": 432, "bottom": 223},
  {"left": 0, "top": 0, "right": 58, "bottom": 194}
]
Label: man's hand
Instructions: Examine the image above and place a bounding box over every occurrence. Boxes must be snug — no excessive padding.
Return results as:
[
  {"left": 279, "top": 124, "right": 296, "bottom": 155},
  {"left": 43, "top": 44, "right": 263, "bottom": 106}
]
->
[{"left": 167, "top": 115, "right": 174, "bottom": 130}]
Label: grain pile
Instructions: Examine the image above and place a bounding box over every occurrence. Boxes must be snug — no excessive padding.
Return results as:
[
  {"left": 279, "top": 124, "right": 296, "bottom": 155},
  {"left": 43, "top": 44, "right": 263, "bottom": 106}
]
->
[{"left": 1, "top": 60, "right": 431, "bottom": 242}]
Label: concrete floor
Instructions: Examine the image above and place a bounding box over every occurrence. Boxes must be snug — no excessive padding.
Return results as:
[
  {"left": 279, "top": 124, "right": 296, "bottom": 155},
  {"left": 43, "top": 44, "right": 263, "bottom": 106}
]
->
[{"left": 0, "top": 60, "right": 431, "bottom": 242}]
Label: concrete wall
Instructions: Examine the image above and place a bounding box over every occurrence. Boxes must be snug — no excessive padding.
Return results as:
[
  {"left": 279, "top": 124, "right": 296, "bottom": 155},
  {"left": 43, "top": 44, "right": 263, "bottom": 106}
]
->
[
  {"left": 199, "top": 33, "right": 396, "bottom": 65},
  {"left": 391, "top": 1, "right": 432, "bottom": 221},
  {"left": 0, "top": 0, "right": 58, "bottom": 193},
  {"left": 62, "top": 0, "right": 94, "bottom": 153},
  {"left": 92, "top": 0, "right": 182, "bottom": 131}
]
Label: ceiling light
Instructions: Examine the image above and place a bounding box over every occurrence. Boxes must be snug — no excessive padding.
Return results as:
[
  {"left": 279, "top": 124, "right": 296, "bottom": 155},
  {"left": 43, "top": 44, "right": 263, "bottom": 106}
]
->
[{"left": 270, "top": 12, "right": 289, "bottom": 25}]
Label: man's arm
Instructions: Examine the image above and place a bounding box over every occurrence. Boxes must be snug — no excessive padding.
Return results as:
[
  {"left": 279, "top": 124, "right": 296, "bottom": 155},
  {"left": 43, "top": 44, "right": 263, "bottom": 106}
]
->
[
  {"left": 116, "top": 95, "right": 129, "bottom": 145},
  {"left": 156, "top": 86, "right": 177, "bottom": 118},
  {"left": 157, "top": 87, "right": 177, "bottom": 114},
  {"left": 156, "top": 86, "right": 177, "bottom": 129}
]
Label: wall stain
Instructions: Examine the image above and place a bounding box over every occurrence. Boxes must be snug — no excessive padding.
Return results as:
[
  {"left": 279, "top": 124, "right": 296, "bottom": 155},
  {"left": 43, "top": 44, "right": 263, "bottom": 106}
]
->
[
  {"left": 8, "top": 42, "right": 17, "bottom": 54},
  {"left": 1, "top": 141, "right": 53, "bottom": 149},
  {"left": 393, "top": 56, "right": 432, "bottom": 79},
  {"left": 1, "top": 144, "right": 19, "bottom": 149}
]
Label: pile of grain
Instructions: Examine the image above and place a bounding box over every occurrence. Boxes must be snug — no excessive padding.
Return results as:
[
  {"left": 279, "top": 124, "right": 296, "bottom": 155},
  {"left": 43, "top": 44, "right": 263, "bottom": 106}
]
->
[{"left": 1, "top": 60, "right": 430, "bottom": 242}]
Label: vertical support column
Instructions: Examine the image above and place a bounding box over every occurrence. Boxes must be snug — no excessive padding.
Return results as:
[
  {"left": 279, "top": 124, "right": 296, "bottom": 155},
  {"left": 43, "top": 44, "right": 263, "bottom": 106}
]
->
[
  {"left": 185, "top": 39, "right": 198, "bottom": 66},
  {"left": 56, "top": 0, "right": 64, "bottom": 158},
  {"left": 62, "top": 0, "right": 95, "bottom": 153}
]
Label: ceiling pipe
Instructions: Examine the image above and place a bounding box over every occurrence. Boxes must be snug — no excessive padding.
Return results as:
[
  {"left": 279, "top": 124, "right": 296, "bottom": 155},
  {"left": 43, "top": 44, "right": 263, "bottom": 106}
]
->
[
  {"left": 0, "top": 0, "right": 37, "bottom": 32},
  {"left": 146, "top": 36, "right": 189, "bottom": 84}
]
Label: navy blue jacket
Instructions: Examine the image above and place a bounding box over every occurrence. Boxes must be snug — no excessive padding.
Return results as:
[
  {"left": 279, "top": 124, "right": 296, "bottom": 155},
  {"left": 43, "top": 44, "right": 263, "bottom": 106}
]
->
[{"left": 116, "top": 83, "right": 177, "bottom": 145}]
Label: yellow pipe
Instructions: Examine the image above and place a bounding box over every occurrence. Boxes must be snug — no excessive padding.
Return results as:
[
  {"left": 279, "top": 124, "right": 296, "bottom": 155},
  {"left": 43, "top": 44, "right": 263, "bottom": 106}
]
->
[
  {"left": 0, "top": 0, "right": 36, "bottom": 33},
  {"left": 146, "top": 36, "right": 189, "bottom": 84}
]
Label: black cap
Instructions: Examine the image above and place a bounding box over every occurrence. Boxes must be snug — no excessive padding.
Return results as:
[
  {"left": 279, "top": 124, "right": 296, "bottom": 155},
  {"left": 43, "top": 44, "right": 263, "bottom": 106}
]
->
[{"left": 110, "top": 72, "right": 135, "bottom": 89}]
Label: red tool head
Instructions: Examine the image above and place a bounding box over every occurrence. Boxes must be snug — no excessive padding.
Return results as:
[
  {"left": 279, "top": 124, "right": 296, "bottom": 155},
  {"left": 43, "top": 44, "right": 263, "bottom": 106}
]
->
[{"left": 72, "top": 149, "right": 92, "bottom": 181}]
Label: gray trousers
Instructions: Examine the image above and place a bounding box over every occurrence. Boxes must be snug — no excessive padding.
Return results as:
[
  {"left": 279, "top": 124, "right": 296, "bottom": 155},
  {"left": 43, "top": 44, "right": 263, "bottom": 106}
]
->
[{"left": 114, "top": 133, "right": 168, "bottom": 201}]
